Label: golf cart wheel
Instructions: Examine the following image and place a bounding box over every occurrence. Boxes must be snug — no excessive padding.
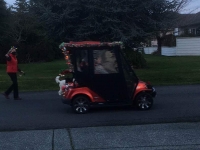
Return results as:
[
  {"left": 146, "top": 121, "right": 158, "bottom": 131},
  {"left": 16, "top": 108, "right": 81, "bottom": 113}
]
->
[
  {"left": 72, "top": 96, "right": 90, "bottom": 114},
  {"left": 135, "top": 93, "right": 153, "bottom": 110}
]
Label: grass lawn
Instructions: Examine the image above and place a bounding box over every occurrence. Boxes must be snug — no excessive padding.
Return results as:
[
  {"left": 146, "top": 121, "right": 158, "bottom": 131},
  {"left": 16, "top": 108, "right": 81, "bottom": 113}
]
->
[
  {"left": 135, "top": 55, "right": 200, "bottom": 86},
  {"left": 1, "top": 55, "right": 200, "bottom": 92},
  {"left": 0, "top": 59, "right": 67, "bottom": 92}
]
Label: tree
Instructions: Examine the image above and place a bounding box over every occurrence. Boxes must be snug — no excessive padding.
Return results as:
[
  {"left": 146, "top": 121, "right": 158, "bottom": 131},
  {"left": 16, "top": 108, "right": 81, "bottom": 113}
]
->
[
  {"left": 30, "top": 0, "right": 152, "bottom": 43},
  {"left": 6, "top": 0, "right": 32, "bottom": 43},
  {"left": 31, "top": 0, "right": 190, "bottom": 46},
  {"left": 0, "top": 0, "right": 10, "bottom": 43},
  {"left": 150, "top": 0, "right": 191, "bottom": 55},
  {"left": 0, "top": 0, "right": 13, "bottom": 63},
  {"left": 29, "top": 0, "right": 81, "bottom": 41},
  {"left": 3, "top": 0, "right": 189, "bottom": 63},
  {"left": 3, "top": 0, "right": 60, "bottom": 62},
  {"left": 76, "top": 0, "right": 146, "bottom": 42}
]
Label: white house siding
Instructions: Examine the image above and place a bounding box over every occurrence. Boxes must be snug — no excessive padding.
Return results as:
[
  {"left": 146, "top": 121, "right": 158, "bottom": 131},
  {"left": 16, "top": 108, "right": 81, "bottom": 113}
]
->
[
  {"left": 161, "top": 47, "right": 176, "bottom": 56},
  {"left": 176, "top": 37, "right": 200, "bottom": 56},
  {"left": 144, "top": 47, "right": 157, "bottom": 54},
  {"left": 144, "top": 37, "right": 200, "bottom": 56},
  {"left": 144, "top": 47, "right": 176, "bottom": 56}
]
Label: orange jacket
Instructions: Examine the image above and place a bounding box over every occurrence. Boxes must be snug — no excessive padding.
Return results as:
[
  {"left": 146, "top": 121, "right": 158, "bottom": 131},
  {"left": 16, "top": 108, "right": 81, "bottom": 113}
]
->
[{"left": 6, "top": 54, "right": 18, "bottom": 73}]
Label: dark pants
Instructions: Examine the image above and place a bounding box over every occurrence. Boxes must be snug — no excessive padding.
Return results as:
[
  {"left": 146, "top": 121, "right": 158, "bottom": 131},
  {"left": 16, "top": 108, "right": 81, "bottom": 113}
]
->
[{"left": 5, "top": 73, "right": 19, "bottom": 98}]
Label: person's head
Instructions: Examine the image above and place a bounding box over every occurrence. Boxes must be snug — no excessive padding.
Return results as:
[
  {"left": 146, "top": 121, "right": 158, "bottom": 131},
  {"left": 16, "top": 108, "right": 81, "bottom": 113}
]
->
[
  {"left": 102, "top": 50, "right": 118, "bottom": 73},
  {"left": 94, "top": 52, "right": 102, "bottom": 65},
  {"left": 96, "top": 57, "right": 102, "bottom": 64},
  {"left": 104, "top": 51, "right": 116, "bottom": 65}
]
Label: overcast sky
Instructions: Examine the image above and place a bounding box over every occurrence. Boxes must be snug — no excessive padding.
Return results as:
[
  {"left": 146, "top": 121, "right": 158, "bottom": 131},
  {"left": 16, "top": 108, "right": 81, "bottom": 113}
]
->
[
  {"left": 4, "top": 0, "right": 200, "bottom": 14},
  {"left": 181, "top": 0, "right": 200, "bottom": 13}
]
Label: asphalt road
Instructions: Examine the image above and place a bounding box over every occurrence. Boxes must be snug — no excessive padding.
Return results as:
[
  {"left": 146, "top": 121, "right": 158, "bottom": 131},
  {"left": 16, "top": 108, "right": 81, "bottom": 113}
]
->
[{"left": 0, "top": 85, "right": 200, "bottom": 131}]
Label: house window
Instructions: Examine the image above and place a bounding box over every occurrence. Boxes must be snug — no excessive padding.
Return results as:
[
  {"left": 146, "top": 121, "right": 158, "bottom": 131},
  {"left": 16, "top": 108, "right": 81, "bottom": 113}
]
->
[
  {"left": 196, "top": 27, "right": 200, "bottom": 36},
  {"left": 192, "top": 29, "right": 196, "bottom": 35},
  {"left": 189, "top": 28, "right": 196, "bottom": 35}
]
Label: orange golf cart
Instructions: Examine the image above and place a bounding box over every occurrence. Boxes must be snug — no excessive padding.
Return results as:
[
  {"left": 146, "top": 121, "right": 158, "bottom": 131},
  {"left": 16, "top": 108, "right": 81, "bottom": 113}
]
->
[{"left": 59, "top": 41, "right": 156, "bottom": 114}]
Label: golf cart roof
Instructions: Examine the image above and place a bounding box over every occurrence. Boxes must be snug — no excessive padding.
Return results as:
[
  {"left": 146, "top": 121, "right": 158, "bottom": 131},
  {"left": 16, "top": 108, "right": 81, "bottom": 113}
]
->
[{"left": 59, "top": 41, "right": 123, "bottom": 49}]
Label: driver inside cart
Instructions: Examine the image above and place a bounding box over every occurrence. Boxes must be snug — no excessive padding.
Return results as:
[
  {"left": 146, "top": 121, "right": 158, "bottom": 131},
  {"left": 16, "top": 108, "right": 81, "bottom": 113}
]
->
[
  {"left": 94, "top": 56, "right": 108, "bottom": 74},
  {"left": 102, "top": 50, "right": 118, "bottom": 73},
  {"left": 94, "top": 50, "right": 118, "bottom": 74}
]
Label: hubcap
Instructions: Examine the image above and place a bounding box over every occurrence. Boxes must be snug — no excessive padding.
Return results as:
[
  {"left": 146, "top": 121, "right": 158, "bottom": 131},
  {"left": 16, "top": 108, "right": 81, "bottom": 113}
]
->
[
  {"left": 74, "top": 98, "right": 89, "bottom": 113},
  {"left": 138, "top": 96, "right": 152, "bottom": 109}
]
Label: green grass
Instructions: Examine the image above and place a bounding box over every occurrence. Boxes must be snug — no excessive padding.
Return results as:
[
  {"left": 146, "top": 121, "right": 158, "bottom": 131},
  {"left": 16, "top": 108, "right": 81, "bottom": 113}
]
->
[
  {"left": 1, "top": 55, "right": 200, "bottom": 92},
  {"left": 135, "top": 55, "right": 200, "bottom": 86},
  {"left": 0, "top": 59, "right": 67, "bottom": 92}
]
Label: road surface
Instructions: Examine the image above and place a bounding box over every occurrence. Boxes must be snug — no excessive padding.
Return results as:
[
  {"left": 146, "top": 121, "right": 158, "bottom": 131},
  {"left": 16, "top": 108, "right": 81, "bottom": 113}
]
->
[{"left": 0, "top": 85, "right": 200, "bottom": 131}]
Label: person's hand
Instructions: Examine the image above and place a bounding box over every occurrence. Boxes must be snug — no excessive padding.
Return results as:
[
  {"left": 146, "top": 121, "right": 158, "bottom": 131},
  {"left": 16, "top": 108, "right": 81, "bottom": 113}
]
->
[
  {"left": 5, "top": 54, "right": 9, "bottom": 57},
  {"left": 19, "top": 71, "right": 25, "bottom": 76},
  {"left": 21, "top": 71, "right": 25, "bottom": 75}
]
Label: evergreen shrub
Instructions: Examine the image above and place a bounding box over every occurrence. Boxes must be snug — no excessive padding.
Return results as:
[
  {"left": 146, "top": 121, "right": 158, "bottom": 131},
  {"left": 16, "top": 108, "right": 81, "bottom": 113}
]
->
[{"left": 123, "top": 48, "right": 147, "bottom": 69}]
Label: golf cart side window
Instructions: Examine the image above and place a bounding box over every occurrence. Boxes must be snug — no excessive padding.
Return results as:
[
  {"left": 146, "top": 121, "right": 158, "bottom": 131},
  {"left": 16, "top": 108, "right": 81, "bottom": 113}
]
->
[
  {"left": 93, "top": 49, "right": 118, "bottom": 74},
  {"left": 120, "top": 51, "right": 138, "bottom": 82},
  {"left": 76, "top": 50, "right": 88, "bottom": 74}
]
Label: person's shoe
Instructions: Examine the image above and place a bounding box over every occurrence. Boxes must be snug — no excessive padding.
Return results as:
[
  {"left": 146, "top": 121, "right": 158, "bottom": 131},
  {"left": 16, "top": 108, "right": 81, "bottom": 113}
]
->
[
  {"left": 2, "top": 93, "right": 9, "bottom": 99},
  {"left": 14, "top": 97, "right": 22, "bottom": 100}
]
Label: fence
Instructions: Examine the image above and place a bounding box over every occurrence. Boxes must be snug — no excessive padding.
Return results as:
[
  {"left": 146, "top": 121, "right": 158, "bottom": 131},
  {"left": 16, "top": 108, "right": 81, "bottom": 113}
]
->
[
  {"left": 144, "top": 37, "right": 200, "bottom": 56},
  {"left": 144, "top": 47, "right": 176, "bottom": 56}
]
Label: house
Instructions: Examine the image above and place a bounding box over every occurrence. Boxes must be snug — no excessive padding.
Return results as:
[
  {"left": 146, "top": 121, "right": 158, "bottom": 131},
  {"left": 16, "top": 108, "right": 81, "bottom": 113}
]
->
[
  {"left": 144, "top": 12, "right": 200, "bottom": 56},
  {"left": 175, "top": 12, "right": 200, "bottom": 36}
]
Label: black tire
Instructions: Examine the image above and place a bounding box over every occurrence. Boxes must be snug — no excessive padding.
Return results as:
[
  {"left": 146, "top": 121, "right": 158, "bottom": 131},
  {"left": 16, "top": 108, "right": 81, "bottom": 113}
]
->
[
  {"left": 135, "top": 93, "right": 153, "bottom": 110},
  {"left": 72, "top": 96, "right": 90, "bottom": 114}
]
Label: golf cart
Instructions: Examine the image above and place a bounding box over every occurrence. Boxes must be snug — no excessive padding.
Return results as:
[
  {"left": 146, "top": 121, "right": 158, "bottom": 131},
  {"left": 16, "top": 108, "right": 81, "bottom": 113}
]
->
[{"left": 59, "top": 41, "right": 156, "bottom": 114}]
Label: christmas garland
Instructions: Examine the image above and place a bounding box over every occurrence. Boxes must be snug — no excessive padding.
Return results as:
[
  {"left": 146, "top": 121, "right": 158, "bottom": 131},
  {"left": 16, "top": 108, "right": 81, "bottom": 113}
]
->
[{"left": 59, "top": 41, "right": 123, "bottom": 48}]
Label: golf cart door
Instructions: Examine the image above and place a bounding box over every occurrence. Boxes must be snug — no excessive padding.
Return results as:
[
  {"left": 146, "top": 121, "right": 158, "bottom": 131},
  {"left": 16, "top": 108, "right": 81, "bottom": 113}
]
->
[{"left": 91, "top": 48, "right": 130, "bottom": 102}]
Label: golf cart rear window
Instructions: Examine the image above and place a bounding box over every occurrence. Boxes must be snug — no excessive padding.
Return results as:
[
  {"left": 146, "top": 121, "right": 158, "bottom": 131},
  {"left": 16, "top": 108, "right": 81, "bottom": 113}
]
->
[{"left": 93, "top": 49, "right": 118, "bottom": 74}]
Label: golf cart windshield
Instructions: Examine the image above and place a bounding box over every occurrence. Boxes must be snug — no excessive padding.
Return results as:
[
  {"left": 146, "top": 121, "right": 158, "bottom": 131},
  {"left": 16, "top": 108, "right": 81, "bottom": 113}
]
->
[{"left": 120, "top": 50, "right": 138, "bottom": 82}]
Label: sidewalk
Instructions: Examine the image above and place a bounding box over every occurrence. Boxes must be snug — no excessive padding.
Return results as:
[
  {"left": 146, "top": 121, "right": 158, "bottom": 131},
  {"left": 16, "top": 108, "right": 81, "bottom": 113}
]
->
[{"left": 0, "top": 122, "right": 200, "bottom": 150}]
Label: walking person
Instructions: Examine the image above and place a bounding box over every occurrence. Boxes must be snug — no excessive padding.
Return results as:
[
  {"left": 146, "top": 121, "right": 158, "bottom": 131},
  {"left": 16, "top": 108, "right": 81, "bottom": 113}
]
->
[{"left": 2, "top": 46, "right": 24, "bottom": 100}]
